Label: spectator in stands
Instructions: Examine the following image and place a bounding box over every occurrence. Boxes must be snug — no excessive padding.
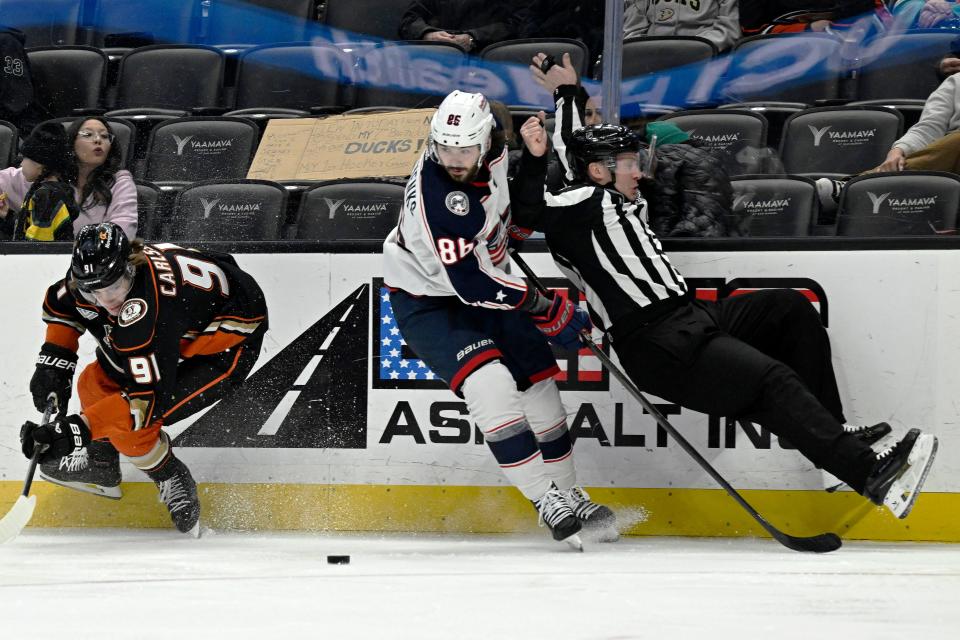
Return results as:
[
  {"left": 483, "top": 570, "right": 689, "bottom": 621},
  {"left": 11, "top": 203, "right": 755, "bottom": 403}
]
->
[
  {"left": 872, "top": 72, "right": 960, "bottom": 172},
  {"left": 739, "top": 1, "right": 882, "bottom": 37},
  {"left": 0, "top": 117, "right": 137, "bottom": 241},
  {"left": 0, "top": 121, "right": 78, "bottom": 241},
  {"left": 66, "top": 117, "right": 137, "bottom": 238},
  {"left": 531, "top": 52, "right": 744, "bottom": 236},
  {"left": 398, "top": 0, "right": 521, "bottom": 53},
  {"left": 519, "top": 1, "right": 605, "bottom": 63},
  {"left": 624, "top": 0, "right": 741, "bottom": 53},
  {"left": 893, "top": 0, "right": 960, "bottom": 29}
]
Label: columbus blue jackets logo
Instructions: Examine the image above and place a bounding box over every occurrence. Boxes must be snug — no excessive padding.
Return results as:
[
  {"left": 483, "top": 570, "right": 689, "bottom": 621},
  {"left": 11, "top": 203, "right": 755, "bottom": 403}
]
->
[{"left": 445, "top": 191, "right": 470, "bottom": 215}]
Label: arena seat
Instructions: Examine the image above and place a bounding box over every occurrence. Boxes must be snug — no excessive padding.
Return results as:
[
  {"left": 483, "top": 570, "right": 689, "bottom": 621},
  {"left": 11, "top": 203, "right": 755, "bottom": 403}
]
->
[
  {"left": 657, "top": 109, "right": 768, "bottom": 154},
  {"left": 847, "top": 99, "right": 926, "bottom": 133},
  {"left": 779, "top": 106, "right": 903, "bottom": 176},
  {"left": 730, "top": 175, "right": 819, "bottom": 237},
  {"left": 87, "top": 0, "right": 200, "bottom": 47},
  {"left": 322, "top": 0, "right": 411, "bottom": 41},
  {"left": 351, "top": 42, "right": 466, "bottom": 110},
  {"left": 853, "top": 32, "right": 957, "bottom": 102},
  {"left": 0, "top": 120, "right": 18, "bottom": 169},
  {"left": 112, "top": 45, "right": 226, "bottom": 112},
  {"left": 0, "top": 0, "right": 83, "bottom": 46},
  {"left": 724, "top": 34, "right": 843, "bottom": 103},
  {"left": 26, "top": 46, "right": 108, "bottom": 118},
  {"left": 621, "top": 36, "right": 716, "bottom": 78},
  {"left": 133, "top": 180, "right": 162, "bottom": 240},
  {"left": 480, "top": 38, "right": 590, "bottom": 76},
  {"left": 836, "top": 172, "right": 960, "bottom": 236},
  {"left": 141, "top": 117, "right": 259, "bottom": 185},
  {"left": 717, "top": 101, "right": 807, "bottom": 151},
  {"left": 205, "top": 0, "right": 314, "bottom": 47},
  {"left": 233, "top": 43, "right": 349, "bottom": 111},
  {"left": 294, "top": 180, "right": 404, "bottom": 241},
  {"left": 171, "top": 179, "right": 288, "bottom": 241}
]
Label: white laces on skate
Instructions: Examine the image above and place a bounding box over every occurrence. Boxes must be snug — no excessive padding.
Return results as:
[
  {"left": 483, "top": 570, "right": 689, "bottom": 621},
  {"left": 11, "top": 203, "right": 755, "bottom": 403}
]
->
[
  {"left": 536, "top": 488, "right": 575, "bottom": 529},
  {"left": 875, "top": 440, "right": 898, "bottom": 461},
  {"left": 59, "top": 448, "right": 89, "bottom": 473},
  {"left": 565, "top": 486, "right": 602, "bottom": 519},
  {"left": 157, "top": 477, "right": 194, "bottom": 513}
]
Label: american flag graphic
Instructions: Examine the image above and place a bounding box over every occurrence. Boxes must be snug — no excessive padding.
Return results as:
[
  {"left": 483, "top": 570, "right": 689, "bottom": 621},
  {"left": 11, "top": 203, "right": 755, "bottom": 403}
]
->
[
  {"left": 371, "top": 279, "right": 610, "bottom": 391},
  {"left": 376, "top": 286, "right": 444, "bottom": 387}
]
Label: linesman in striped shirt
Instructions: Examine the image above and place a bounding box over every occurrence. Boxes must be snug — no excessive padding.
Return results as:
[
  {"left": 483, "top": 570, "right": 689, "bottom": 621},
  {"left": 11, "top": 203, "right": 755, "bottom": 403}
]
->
[{"left": 512, "top": 59, "right": 938, "bottom": 520}]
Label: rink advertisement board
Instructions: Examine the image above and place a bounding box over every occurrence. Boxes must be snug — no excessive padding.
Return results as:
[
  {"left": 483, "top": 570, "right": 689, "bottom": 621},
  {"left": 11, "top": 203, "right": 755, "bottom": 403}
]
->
[{"left": 1, "top": 249, "right": 958, "bottom": 541}]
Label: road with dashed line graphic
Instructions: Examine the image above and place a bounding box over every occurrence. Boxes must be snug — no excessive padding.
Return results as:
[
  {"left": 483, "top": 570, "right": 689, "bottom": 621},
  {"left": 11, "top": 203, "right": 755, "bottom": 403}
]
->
[{"left": 174, "top": 285, "right": 369, "bottom": 449}]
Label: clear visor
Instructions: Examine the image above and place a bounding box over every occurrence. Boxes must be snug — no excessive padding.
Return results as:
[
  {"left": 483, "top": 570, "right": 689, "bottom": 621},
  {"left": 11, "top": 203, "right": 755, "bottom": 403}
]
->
[
  {"left": 73, "top": 269, "right": 130, "bottom": 301},
  {"left": 613, "top": 153, "right": 641, "bottom": 174}
]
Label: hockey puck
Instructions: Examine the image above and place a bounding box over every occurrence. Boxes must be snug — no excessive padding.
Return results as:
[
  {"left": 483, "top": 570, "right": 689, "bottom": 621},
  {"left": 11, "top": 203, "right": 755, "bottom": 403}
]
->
[{"left": 327, "top": 555, "right": 350, "bottom": 565}]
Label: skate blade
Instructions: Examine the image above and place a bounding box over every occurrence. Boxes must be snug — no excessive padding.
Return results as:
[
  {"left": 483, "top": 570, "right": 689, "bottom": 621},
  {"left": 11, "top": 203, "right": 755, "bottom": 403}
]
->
[
  {"left": 185, "top": 521, "right": 201, "bottom": 538},
  {"left": 39, "top": 473, "right": 122, "bottom": 500},
  {"left": 886, "top": 435, "right": 938, "bottom": 519},
  {"left": 563, "top": 533, "right": 584, "bottom": 552}
]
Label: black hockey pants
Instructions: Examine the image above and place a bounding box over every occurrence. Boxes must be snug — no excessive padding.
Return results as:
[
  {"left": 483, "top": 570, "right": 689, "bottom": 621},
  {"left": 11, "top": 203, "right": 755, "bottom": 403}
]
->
[{"left": 613, "top": 289, "right": 877, "bottom": 493}]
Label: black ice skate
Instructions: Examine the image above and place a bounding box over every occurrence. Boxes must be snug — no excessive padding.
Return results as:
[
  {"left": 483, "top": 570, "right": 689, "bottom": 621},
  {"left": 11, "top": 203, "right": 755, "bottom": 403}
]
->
[
  {"left": 39, "top": 439, "right": 122, "bottom": 499},
  {"left": 533, "top": 484, "right": 583, "bottom": 550},
  {"left": 823, "top": 422, "right": 895, "bottom": 492},
  {"left": 565, "top": 486, "right": 619, "bottom": 542},
  {"left": 863, "top": 428, "right": 938, "bottom": 519},
  {"left": 146, "top": 454, "right": 200, "bottom": 536}
]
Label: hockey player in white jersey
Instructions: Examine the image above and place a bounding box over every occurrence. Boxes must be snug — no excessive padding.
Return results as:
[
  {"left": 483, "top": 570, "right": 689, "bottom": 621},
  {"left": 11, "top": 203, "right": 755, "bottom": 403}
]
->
[{"left": 383, "top": 90, "right": 616, "bottom": 547}]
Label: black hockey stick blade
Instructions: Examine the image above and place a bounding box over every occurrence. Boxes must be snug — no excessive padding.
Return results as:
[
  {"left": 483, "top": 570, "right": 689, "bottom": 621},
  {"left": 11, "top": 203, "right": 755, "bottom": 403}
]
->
[{"left": 510, "top": 251, "right": 843, "bottom": 553}]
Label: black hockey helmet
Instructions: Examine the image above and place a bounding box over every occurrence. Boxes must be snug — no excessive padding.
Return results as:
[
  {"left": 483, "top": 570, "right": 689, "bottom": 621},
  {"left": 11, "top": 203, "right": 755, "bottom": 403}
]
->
[
  {"left": 70, "top": 222, "right": 130, "bottom": 292},
  {"left": 568, "top": 124, "right": 641, "bottom": 180}
]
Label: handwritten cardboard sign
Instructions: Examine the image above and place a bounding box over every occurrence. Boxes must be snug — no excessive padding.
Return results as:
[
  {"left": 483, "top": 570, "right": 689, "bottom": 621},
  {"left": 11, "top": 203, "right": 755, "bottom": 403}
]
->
[{"left": 246, "top": 109, "right": 435, "bottom": 181}]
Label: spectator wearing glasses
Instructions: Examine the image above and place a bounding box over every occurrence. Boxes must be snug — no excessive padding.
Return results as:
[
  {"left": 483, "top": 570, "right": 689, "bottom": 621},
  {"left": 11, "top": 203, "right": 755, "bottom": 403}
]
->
[
  {"left": 0, "top": 117, "right": 137, "bottom": 240},
  {"left": 66, "top": 117, "right": 137, "bottom": 238}
]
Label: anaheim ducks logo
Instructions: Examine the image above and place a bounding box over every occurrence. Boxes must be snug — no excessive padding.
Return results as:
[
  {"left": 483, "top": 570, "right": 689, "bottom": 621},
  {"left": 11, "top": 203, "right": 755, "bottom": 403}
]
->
[
  {"left": 118, "top": 298, "right": 148, "bottom": 327},
  {"left": 657, "top": 8, "right": 675, "bottom": 21},
  {"left": 445, "top": 191, "right": 470, "bottom": 216}
]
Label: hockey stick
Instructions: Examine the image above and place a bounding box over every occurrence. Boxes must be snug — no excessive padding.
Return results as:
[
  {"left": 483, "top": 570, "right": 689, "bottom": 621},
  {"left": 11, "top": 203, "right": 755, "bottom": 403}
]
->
[
  {"left": 511, "top": 251, "right": 842, "bottom": 553},
  {"left": 0, "top": 398, "right": 56, "bottom": 544}
]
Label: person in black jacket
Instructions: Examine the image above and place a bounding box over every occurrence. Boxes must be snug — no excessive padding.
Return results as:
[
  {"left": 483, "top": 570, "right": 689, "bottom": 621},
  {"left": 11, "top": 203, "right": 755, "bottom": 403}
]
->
[
  {"left": 509, "top": 116, "right": 939, "bottom": 522},
  {"left": 0, "top": 121, "right": 79, "bottom": 241},
  {"left": 398, "top": 0, "right": 522, "bottom": 52},
  {"left": 531, "top": 52, "right": 741, "bottom": 237}
]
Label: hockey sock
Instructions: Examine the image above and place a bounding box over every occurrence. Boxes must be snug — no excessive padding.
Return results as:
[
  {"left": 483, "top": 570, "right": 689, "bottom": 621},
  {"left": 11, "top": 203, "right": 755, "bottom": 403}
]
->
[
  {"left": 127, "top": 431, "right": 171, "bottom": 472},
  {"left": 521, "top": 378, "right": 576, "bottom": 491},
  {"left": 462, "top": 363, "right": 552, "bottom": 500}
]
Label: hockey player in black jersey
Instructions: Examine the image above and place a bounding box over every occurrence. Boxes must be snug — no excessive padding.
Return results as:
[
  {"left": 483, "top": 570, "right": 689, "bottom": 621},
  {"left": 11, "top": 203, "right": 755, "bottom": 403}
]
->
[
  {"left": 510, "top": 85, "right": 938, "bottom": 521},
  {"left": 19, "top": 223, "right": 268, "bottom": 535}
]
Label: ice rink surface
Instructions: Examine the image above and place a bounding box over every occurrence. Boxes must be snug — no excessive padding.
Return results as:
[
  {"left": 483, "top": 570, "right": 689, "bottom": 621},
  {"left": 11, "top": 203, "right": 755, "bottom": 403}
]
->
[{"left": 1, "top": 529, "right": 958, "bottom": 640}]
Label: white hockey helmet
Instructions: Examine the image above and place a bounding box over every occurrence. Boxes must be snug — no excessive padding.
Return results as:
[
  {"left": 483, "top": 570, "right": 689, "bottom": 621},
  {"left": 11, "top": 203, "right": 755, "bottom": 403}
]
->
[{"left": 429, "top": 90, "right": 495, "bottom": 168}]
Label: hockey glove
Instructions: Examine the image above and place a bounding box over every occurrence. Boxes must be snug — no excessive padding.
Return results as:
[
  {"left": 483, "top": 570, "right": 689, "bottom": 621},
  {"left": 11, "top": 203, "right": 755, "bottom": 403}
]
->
[
  {"left": 20, "top": 414, "right": 90, "bottom": 462},
  {"left": 30, "top": 342, "right": 78, "bottom": 412},
  {"left": 531, "top": 295, "right": 592, "bottom": 351}
]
